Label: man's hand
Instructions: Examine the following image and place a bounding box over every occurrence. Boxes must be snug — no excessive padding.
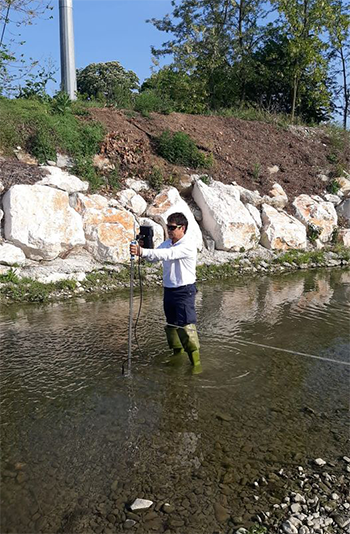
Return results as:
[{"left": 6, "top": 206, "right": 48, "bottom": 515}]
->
[{"left": 130, "top": 243, "right": 142, "bottom": 257}]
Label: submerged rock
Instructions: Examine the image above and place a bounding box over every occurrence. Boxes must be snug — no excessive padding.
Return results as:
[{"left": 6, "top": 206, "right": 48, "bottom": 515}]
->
[{"left": 129, "top": 498, "right": 153, "bottom": 512}]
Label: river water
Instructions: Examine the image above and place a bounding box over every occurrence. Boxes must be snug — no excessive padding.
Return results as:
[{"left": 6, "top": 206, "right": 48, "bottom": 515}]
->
[{"left": 1, "top": 269, "right": 349, "bottom": 534}]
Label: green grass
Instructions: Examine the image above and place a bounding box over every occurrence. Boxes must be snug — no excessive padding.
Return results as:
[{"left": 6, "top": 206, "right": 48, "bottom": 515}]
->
[
  {"left": 156, "top": 130, "right": 214, "bottom": 169},
  {"left": 0, "top": 97, "right": 105, "bottom": 188},
  {"left": 0, "top": 276, "right": 77, "bottom": 303},
  {"left": 274, "top": 249, "right": 325, "bottom": 265}
]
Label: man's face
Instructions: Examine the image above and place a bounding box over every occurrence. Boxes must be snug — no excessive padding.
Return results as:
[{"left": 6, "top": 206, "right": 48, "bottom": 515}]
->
[{"left": 167, "top": 221, "right": 185, "bottom": 243}]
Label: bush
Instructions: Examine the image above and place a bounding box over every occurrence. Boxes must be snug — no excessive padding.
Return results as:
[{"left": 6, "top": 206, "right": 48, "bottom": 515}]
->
[
  {"left": 156, "top": 130, "right": 213, "bottom": 169},
  {"left": 148, "top": 166, "right": 164, "bottom": 191},
  {"left": 134, "top": 90, "right": 173, "bottom": 116}
]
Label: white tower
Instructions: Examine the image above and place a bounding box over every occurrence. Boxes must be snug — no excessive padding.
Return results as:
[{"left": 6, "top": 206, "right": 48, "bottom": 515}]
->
[{"left": 59, "top": 0, "right": 77, "bottom": 99}]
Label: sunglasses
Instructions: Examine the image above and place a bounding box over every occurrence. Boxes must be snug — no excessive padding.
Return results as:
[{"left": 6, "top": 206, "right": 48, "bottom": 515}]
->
[{"left": 167, "top": 224, "right": 182, "bottom": 231}]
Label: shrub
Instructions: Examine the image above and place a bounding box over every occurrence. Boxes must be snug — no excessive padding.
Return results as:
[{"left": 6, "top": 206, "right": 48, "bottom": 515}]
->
[
  {"left": 148, "top": 166, "right": 164, "bottom": 191},
  {"left": 327, "top": 179, "right": 340, "bottom": 194},
  {"left": 134, "top": 90, "right": 173, "bottom": 116},
  {"left": 307, "top": 223, "right": 321, "bottom": 243},
  {"left": 72, "top": 156, "right": 102, "bottom": 192},
  {"left": 156, "top": 130, "right": 213, "bottom": 169}
]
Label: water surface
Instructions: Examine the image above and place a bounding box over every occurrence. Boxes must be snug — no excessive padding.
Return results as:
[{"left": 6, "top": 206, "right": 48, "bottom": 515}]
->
[{"left": 1, "top": 269, "right": 349, "bottom": 533}]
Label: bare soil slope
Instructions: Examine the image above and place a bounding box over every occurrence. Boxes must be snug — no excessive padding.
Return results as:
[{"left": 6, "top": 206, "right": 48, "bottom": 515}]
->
[
  {"left": 1, "top": 109, "right": 348, "bottom": 210},
  {"left": 91, "top": 109, "right": 349, "bottom": 207}
]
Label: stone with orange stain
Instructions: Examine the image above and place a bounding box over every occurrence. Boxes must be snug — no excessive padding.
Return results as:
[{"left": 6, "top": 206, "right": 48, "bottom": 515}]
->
[
  {"left": 69, "top": 193, "right": 109, "bottom": 214},
  {"left": 293, "top": 194, "right": 337, "bottom": 243},
  {"left": 147, "top": 186, "right": 202, "bottom": 250},
  {"left": 85, "top": 211, "right": 136, "bottom": 263},
  {"left": 2, "top": 184, "right": 85, "bottom": 260},
  {"left": 70, "top": 192, "right": 137, "bottom": 263},
  {"left": 260, "top": 204, "right": 307, "bottom": 250}
]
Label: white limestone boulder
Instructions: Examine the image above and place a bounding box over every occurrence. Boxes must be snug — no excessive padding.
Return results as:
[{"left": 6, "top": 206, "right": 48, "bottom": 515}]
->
[
  {"left": 324, "top": 193, "right": 342, "bottom": 206},
  {"left": 70, "top": 193, "right": 109, "bottom": 213},
  {"left": 192, "top": 179, "right": 259, "bottom": 251},
  {"left": 260, "top": 204, "right": 307, "bottom": 250},
  {"left": 337, "top": 176, "right": 350, "bottom": 196},
  {"left": 56, "top": 153, "right": 74, "bottom": 169},
  {"left": 70, "top": 193, "right": 137, "bottom": 263},
  {"left": 336, "top": 199, "right": 350, "bottom": 225},
  {"left": 117, "top": 188, "right": 147, "bottom": 216},
  {"left": 137, "top": 217, "right": 164, "bottom": 249},
  {"left": 0, "top": 180, "right": 4, "bottom": 194},
  {"left": 293, "top": 194, "right": 338, "bottom": 243},
  {"left": 263, "top": 183, "right": 288, "bottom": 209},
  {"left": 38, "top": 166, "right": 89, "bottom": 194},
  {"left": 246, "top": 203, "right": 262, "bottom": 229},
  {"left": 85, "top": 209, "right": 136, "bottom": 264},
  {"left": 232, "top": 183, "right": 262, "bottom": 207},
  {"left": 0, "top": 242, "right": 26, "bottom": 266},
  {"left": 3, "top": 184, "right": 85, "bottom": 260},
  {"left": 336, "top": 228, "right": 350, "bottom": 247},
  {"left": 147, "top": 186, "right": 202, "bottom": 250},
  {"left": 177, "top": 174, "right": 198, "bottom": 196},
  {"left": 125, "top": 178, "right": 150, "bottom": 193}
]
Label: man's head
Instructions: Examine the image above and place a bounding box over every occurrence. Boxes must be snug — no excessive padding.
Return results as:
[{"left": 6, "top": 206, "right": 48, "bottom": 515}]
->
[{"left": 167, "top": 212, "right": 188, "bottom": 243}]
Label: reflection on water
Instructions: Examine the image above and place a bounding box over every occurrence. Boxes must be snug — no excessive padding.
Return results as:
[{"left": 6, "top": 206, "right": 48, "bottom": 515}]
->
[{"left": 1, "top": 269, "right": 349, "bottom": 534}]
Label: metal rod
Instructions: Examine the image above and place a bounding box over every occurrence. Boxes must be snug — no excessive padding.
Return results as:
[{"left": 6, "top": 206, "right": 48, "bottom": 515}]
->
[
  {"left": 127, "top": 256, "right": 135, "bottom": 375},
  {"left": 59, "top": 0, "right": 77, "bottom": 100}
]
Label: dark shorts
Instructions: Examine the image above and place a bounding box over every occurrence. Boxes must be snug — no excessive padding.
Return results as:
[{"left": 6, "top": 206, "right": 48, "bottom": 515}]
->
[{"left": 163, "top": 284, "right": 197, "bottom": 327}]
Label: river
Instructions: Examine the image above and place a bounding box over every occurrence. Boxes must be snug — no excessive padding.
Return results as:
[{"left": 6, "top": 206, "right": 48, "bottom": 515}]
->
[{"left": 1, "top": 269, "right": 349, "bottom": 534}]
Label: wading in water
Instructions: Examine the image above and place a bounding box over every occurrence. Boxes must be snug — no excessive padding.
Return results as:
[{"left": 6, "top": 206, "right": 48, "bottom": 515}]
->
[{"left": 130, "top": 212, "right": 201, "bottom": 372}]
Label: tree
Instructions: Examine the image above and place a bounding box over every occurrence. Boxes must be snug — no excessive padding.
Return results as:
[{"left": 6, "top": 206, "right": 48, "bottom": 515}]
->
[
  {"left": 326, "top": 0, "right": 350, "bottom": 129},
  {"left": 270, "top": 0, "right": 334, "bottom": 122},
  {"left": 0, "top": 0, "right": 53, "bottom": 95},
  {"left": 148, "top": 0, "right": 266, "bottom": 109},
  {"left": 76, "top": 61, "right": 139, "bottom": 105}
]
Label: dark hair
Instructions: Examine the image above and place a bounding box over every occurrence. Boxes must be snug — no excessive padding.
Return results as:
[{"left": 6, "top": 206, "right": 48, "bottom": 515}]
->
[{"left": 167, "top": 212, "right": 188, "bottom": 232}]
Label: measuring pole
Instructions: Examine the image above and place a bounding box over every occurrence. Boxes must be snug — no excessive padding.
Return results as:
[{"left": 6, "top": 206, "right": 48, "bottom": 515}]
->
[
  {"left": 127, "top": 244, "right": 136, "bottom": 375},
  {"left": 59, "top": 0, "right": 77, "bottom": 100}
]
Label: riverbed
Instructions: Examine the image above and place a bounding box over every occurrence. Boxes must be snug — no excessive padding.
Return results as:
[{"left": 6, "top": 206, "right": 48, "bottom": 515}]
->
[{"left": 1, "top": 269, "right": 349, "bottom": 534}]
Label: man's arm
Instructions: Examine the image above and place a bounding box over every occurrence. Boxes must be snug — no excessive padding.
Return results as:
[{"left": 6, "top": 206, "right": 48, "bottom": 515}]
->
[
  {"left": 141, "top": 241, "right": 194, "bottom": 261},
  {"left": 130, "top": 241, "right": 194, "bottom": 261}
]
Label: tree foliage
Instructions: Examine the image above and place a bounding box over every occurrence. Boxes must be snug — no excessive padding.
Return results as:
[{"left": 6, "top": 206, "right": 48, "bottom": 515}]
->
[
  {"left": 146, "top": 0, "right": 348, "bottom": 125},
  {"left": 0, "top": 0, "right": 53, "bottom": 96},
  {"left": 76, "top": 61, "right": 139, "bottom": 105}
]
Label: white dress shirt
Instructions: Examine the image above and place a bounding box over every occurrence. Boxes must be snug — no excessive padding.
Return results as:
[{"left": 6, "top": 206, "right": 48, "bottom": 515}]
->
[{"left": 141, "top": 233, "right": 197, "bottom": 288}]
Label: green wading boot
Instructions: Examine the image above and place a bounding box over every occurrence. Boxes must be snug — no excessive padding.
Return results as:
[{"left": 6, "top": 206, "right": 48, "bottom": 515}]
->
[
  {"left": 178, "top": 324, "right": 202, "bottom": 373},
  {"left": 164, "top": 326, "right": 186, "bottom": 357}
]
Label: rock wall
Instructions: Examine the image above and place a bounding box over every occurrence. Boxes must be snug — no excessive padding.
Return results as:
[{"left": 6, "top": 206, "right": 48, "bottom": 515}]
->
[{"left": 0, "top": 165, "right": 349, "bottom": 283}]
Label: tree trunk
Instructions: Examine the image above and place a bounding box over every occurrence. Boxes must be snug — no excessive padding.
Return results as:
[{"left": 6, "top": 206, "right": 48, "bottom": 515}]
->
[
  {"left": 340, "top": 47, "right": 348, "bottom": 130},
  {"left": 291, "top": 74, "right": 298, "bottom": 123}
]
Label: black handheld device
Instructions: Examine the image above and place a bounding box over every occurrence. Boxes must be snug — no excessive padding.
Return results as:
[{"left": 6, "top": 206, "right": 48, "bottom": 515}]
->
[{"left": 137, "top": 226, "right": 154, "bottom": 249}]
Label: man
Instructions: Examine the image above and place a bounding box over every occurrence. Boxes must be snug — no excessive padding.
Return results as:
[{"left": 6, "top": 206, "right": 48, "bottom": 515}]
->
[{"left": 130, "top": 212, "right": 201, "bottom": 370}]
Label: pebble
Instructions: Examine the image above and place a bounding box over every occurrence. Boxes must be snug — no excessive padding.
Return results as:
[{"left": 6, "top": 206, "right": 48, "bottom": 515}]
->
[
  {"left": 129, "top": 498, "right": 153, "bottom": 511},
  {"left": 124, "top": 520, "right": 136, "bottom": 530},
  {"left": 333, "top": 514, "right": 350, "bottom": 529},
  {"left": 314, "top": 458, "right": 326, "bottom": 466},
  {"left": 214, "top": 502, "right": 230, "bottom": 522},
  {"left": 282, "top": 520, "right": 298, "bottom": 534},
  {"left": 162, "top": 503, "right": 175, "bottom": 514}
]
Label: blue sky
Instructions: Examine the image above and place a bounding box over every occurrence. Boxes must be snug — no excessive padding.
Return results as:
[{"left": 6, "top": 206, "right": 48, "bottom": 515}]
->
[{"left": 6, "top": 0, "right": 175, "bottom": 91}]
